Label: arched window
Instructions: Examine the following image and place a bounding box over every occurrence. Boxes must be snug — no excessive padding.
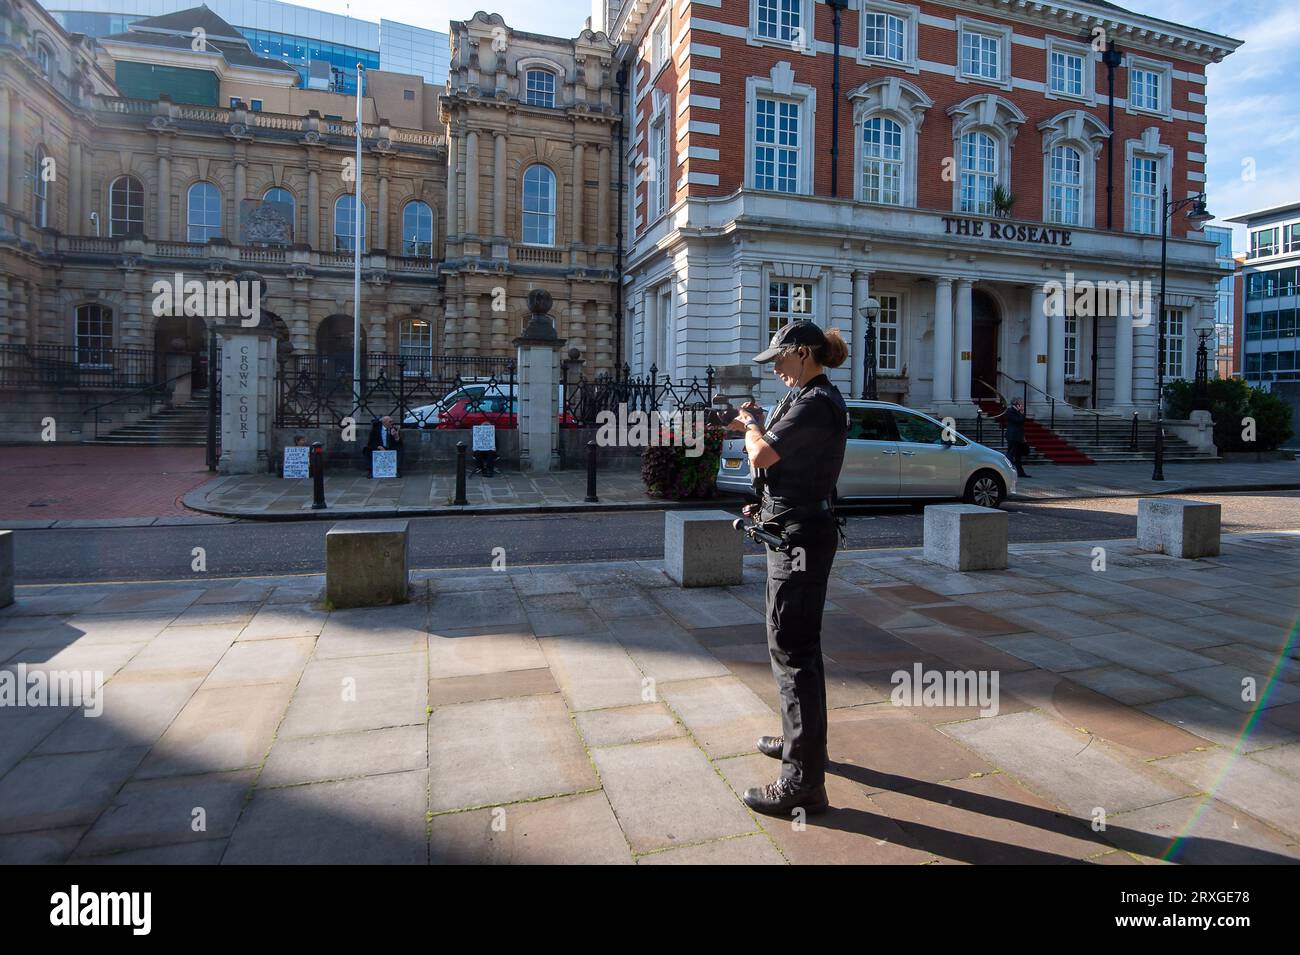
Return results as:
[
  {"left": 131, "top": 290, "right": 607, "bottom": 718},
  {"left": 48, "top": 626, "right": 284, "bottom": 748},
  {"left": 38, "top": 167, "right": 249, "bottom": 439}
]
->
[
  {"left": 75, "top": 304, "right": 112, "bottom": 365},
  {"left": 36, "top": 42, "right": 53, "bottom": 79},
  {"left": 402, "top": 200, "right": 434, "bottom": 257},
  {"left": 109, "top": 175, "right": 144, "bottom": 237},
  {"left": 1048, "top": 145, "right": 1082, "bottom": 226},
  {"left": 34, "top": 146, "right": 49, "bottom": 228},
  {"left": 263, "top": 186, "right": 295, "bottom": 214},
  {"left": 860, "top": 117, "right": 903, "bottom": 205},
  {"left": 959, "top": 131, "right": 997, "bottom": 216},
  {"left": 187, "top": 181, "right": 222, "bottom": 242},
  {"left": 334, "top": 194, "right": 366, "bottom": 252},
  {"left": 521, "top": 165, "right": 556, "bottom": 246},
  {"left": 524, "top": 69, "right": 557, "bottom": 108}
]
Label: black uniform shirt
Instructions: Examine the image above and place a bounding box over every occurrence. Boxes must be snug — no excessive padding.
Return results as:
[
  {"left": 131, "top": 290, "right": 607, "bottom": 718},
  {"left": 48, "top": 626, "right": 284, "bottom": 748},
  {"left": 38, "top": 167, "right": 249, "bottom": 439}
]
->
[
  {"left": 758, "top": 373, "right": 849, "bottom": 503},
  {"left": 1003, "top": 406, "right": 1025, "bottom": 442}
]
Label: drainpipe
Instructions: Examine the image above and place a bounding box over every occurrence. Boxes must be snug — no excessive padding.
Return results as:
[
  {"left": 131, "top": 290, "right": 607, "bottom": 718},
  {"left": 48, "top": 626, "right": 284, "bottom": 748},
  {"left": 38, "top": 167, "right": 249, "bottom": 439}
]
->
[
  {"left": 828, "top": 0, "right": 848, "bottom": 197},
  {"left": 1099, "top": 41, "right": 1123, "bottom": 409},
  {"left": 614, "top": 63, "right": 628, "bottom": 372}
]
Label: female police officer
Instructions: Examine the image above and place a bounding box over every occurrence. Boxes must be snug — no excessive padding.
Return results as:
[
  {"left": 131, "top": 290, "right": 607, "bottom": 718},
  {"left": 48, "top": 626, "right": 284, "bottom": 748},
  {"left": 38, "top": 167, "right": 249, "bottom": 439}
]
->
[{"left": 728, "top": 319, "right": 849, "bottom": 816}]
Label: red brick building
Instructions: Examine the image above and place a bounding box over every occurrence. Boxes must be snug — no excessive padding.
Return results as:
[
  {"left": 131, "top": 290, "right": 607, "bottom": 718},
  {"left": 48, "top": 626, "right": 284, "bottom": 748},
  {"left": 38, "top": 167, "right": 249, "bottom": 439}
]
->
[{"left": 595, "top": 0, "right": 1239, "bottom": 419}]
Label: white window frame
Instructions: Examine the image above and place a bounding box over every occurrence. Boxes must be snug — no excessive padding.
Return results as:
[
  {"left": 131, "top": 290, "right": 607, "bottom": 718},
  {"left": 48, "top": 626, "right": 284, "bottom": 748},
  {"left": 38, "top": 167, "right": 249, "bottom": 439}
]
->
[
  {"left": 860, "top": 116, "right": 905, "bottom": 206},
  {"left": 1125, "top": 55, "right": 1172, "bottom": 120},
  {"left": 109, "top": 175, "right": 144, "bottom": 238},
  {"left": 521, "top": 164, "right": 557, "bottom": 246},
  {"left": 1037, "top": 109, "right": 1107, "bottom": 229},
  {"left": 857, "top": 1, "right": 919, "bottom": 73},
  {"left": 648, "top": 91, "right": 670, "bottom": 220},
  {"left": 875, "top": 291, "right": 901, "bottom": 373},
  {"left": 958, "top": 131, "right": 998, "bottom": 216},
  {"left": 1250, "top": 227, "right": 1279, "bottom": 259},
  {"left": 1125, "top": 130, "right": 1172, "bottom": 236},
  {"left": 36, "top": 41, "right": 54, "bottom": 79},
  {"left": 525, "top": 69, "right": 557, "bottom": 108},
  {"left": 745, "top": 67, "right": 817, "bottom": 196},
  {"left": 1045, "top": 36, "right": 1094, "bottom": 103},
  {"left": 401, "top": 200, "right": 434, "bottom": 257},
  {"left": 651, "top": 16, "right": 670, "bottom": 76},
  {"left": 1063, "top": 312, "right": 1079, "bottom": 379},
  {"left": 767, "top": 277, "right": 816, "bottom": 338},
  {"left": 955, "top": 17, "right": 1012, "bottom": 91},
  {"left": 947, "top": 94, "right": 1024, "bottom": 216},
  {"left": 34, "top": 146, "right": 49, "bottom": 228},
  {"left": 1163, "top": 308, "right": 1185, "bottom": 379},
  {"left": 399, "top": 317, "right": 433, "bottom": 374},
  {"left": 75, "top": 303, "right": 113, "bottom": 365},
  {"left": 1047, "top": 144, "right": 1083, "bottom": 226},
  {"left": 333, "top": 194, "right": 366, "bottom": 252},
  {"left": 849, "top": 77, "right": 931, "bottom": 207},
  {"left": 748, "top": 0, "right": 815, "bottom": 55},
  {"left": 186, "top": 181, "right": 222, "bottom": 243}
]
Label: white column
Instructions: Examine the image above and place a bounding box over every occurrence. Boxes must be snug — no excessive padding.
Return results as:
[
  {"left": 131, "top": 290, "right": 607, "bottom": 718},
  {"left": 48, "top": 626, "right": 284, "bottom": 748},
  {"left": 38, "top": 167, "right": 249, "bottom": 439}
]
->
[
  {"left": 1113, "top": 294, "right": 1134, "bottom": 408},
  {"left": 493, "top": 133, "right": 506, "bottom": 237},
  {"left": 446, "top": 131, "right": 459, "bottom": 239},
  {"left": 1029, "top": 284, "right": 1048, "bottom": 400},
  {"left": 932, "top": 277, "right": 954, "bottom": 404},
  {"left": 0, "top": 86, "right": 10, "bottom": 209},
  {"left": 464, "top": 131, "right": 478, "bottom": 236},
  {"left": 571, "top": 142, "right": 585, "bottom": 247},
  {"left": 156, "top": 153, "right": 170, "bottom": 241},
  {"left": 640, "top": 288, "right": 655, "bottom": 373},
  {"left": 851, "top": 271, "right": 870, "bottom": 398},
  {"left": 597, "top": 145, "right": 610, "bottom": 246},
  {"left": 1049, "top": 300, "right": 1067, "bottom": 400},
  {"left": 955, "top": 279, "right": 973, "bottom": 404}
]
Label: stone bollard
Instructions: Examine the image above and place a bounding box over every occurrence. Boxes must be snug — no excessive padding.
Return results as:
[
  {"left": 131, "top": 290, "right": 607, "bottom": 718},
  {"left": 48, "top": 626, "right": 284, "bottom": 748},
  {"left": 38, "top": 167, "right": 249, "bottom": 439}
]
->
[
  {"left": 1137, "top": 498, "right": 1220, "bottom": 558},
  {"left": 0, "top": 530, "right": 13, "bottom": 608},
  {"left": 325, "top": 520, "right": 410, "bottom": 608},
  {"left": 665, "top": 510, "right": 743, "bottom": 587},
  {"left": 923, "top": 504, "right": 1008, "bottom": 572}
]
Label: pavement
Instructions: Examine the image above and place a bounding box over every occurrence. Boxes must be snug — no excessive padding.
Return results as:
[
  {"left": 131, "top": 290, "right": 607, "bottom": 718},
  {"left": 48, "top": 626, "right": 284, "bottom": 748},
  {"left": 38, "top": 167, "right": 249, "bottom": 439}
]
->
[
  {"left": 170, "top": 458, "right": 1300, "bottom": 522},
  {"left": 2, "top": 532, "right": 1299, "bottom": 864}
]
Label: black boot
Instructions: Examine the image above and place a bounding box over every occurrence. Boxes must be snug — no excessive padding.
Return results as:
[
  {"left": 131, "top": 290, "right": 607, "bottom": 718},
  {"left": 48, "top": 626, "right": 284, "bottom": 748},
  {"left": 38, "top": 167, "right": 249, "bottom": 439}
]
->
[
  {"left": 743, "top": 777, "right": 829, "bottom": 817},
  {"left": 757, "top": 735, "right": 784, "bottom": 759}
]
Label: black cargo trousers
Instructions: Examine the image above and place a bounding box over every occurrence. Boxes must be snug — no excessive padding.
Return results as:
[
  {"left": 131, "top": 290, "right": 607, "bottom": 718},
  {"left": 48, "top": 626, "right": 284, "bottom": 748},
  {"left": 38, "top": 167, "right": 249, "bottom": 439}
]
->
[{"left": 761, "top": 506, "right": 839, "bottom": 788}]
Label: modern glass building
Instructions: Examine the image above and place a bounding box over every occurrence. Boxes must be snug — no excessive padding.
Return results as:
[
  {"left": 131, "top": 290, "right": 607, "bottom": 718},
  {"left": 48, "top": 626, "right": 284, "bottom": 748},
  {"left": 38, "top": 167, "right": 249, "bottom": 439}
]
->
[
  {"left": 1203, "top": 225, "right": 1236, "bottom": 379},
  {"left": 1226, "top": 202, "right": 1300, "bottom": 389},
  {"left": 49, "top": 0, "right": 449, "bottom": 91}
]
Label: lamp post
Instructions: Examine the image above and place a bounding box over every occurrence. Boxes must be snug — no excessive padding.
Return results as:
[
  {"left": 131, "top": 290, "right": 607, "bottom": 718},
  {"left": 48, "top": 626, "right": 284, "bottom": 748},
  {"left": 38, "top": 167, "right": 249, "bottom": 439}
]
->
[
  {"left": 1192, "top": 312, "right": 1214, "bottom": 412},
  {"left": 860, "top": 296, "right": 881, "bottom": 400},
  {"left": 1153, "top": 189, "right": 1213, "bottom": 481},
  {"left": 827, "top": 0, "right": 848, "bottom": 197}
]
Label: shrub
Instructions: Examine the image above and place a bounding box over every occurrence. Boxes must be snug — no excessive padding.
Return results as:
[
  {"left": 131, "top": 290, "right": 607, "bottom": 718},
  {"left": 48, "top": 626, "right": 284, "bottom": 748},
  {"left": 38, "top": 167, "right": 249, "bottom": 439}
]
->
[
  {"left": 1163, "top": 377, "right": 1294, "bottom": 451},
  {"left": 641, "top": 424, "right": 727, "bottom": 500}
]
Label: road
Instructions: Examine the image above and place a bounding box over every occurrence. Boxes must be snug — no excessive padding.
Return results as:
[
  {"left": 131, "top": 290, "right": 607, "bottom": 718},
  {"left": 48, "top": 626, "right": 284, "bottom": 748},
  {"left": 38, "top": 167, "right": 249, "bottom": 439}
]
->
[{"left": 8, "top": 491, "right": 1300, "bottom": 585}]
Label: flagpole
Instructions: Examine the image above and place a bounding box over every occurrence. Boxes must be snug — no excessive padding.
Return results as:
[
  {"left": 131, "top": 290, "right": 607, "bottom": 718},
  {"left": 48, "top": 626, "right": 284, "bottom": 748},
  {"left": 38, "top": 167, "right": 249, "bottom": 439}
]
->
[{"left": 352, "top": 62, "right": 365, "bottom": 419}]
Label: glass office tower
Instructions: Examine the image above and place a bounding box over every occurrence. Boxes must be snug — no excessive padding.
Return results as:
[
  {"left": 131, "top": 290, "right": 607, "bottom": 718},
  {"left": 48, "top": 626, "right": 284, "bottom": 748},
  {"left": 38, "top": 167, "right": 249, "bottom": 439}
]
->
[
  {"left": 50, "top": 0, "right": 449, "bottom": 90},
  {"left": 1203, "top": 225, "right": 1236, "bottom": 379}
]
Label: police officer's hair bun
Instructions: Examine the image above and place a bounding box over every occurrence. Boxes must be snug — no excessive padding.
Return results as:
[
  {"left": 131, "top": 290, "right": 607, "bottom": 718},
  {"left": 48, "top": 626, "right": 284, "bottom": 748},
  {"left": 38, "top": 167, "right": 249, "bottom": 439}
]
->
[{"left": 818, "top": 327, "right": 849, "bottom": 369}]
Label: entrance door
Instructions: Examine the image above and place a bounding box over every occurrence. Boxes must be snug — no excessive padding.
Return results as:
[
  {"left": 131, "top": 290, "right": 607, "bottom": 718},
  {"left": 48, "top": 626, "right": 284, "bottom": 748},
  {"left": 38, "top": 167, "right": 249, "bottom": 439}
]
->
[{"left": 970, "top": 290, "right": 1001, "bottom": 401}]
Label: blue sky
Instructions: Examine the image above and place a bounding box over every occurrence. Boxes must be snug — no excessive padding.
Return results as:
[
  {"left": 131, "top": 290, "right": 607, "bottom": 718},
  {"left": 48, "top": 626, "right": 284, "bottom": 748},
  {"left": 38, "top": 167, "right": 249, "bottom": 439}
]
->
[{"left": 317, "top": 0, "right": 1290, "bottom": 251}]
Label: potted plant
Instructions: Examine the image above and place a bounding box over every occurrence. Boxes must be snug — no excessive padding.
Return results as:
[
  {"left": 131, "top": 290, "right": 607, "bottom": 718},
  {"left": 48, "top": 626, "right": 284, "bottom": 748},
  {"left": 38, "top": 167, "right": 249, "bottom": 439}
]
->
[
  {"left": 641, "top": 422, "right": 726, "bottom": 500},
  {"left": 992, "top": 184, "right": 1015, "bottom": 218}
]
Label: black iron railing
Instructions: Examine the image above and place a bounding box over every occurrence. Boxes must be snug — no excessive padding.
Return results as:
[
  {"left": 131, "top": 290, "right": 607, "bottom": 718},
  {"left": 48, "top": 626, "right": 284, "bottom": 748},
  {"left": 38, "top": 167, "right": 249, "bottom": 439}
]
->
[
  {"left": 275, "top": 352, "right": 517, "bottom": 429},
  {"left": 563, "top": 363, "right": 715, "bottom": 426},
  {"left": 0, "top": 344, "right": 159, "bottom": 391}
]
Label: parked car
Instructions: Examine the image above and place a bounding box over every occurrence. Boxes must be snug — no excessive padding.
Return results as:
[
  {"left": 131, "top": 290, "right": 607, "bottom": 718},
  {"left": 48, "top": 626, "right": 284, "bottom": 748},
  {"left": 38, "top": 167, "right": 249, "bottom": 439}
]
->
[
  {"left": 716, "top": 399, "right": 1016, "bottom": 508},
  {"left": 435, "top": 396, "right": 579, "bottom": 429},
  {"left": 404, "top": 380, "right": 511, "bottom": 427}
]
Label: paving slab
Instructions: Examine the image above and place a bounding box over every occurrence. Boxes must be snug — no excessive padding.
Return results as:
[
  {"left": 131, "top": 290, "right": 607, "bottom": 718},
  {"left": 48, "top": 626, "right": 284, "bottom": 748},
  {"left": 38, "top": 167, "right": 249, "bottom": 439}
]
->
[
  {"left": 260, "top": 724, "right": 428, "bottom": 788},
  {"left": 1153, "top": 748, "right": 1300, "bottom": 840},
  {"left": 1107, "top": 795, "right": 1300, "bottom": 864},
  {"left": 82, "top": 839, "right": 230, "bottom": 865},
  {"left": 34, "top": 674, "right": 205, "bottom": 755},
  {"left": 223, "top": 770, "right": 429, "bottom": 864},
  {"left": 74, "top": 769, "right": 255, "bottom": 856},
  {"left": 659, "top": 676, "right": 775, "bottom": 759},
  {"left": 941, "top": 710, "right": 1192, "bottom": 817},
  {"left": 428, "top": 667, "right": 559, "bottom": 707},
  {"left": 1166, "top": 663, "right": 1300, "bottom": 713},
  {"left": 314, "top": 602, "right": 429, "bottom": 660},
  {"left": 427, "top": 626, "right": 547, "bottom": 679},
  {"left": 277, "top": 652, "right": 428, "bottom": 738},
  {"left": 202, "top": 636, "right": 315, "bottom": 688},
  {"left": 1068, "top": 632, "right": 1219, "bottom": 676},
  {"left": 1063, "top": 666, "right": 1188, "bottom": 706},
  {"left": 986, "top": 634, "right": 1107, "bottom": 673},
  {"left": 539, "top": 631, "right": 645, "bottom": 711},
  {"left": 428, "top": 694, "right": 596, "bottom": 812},
  {"left": 0, "top": 826, "right": 86, "bottom": 864},
  {"left": 0, "top": 746, "right": 148, "bottom": 834},
  {"left": 135, "top": 682, "right": 295, "bottom": 779},
  {"left": 592, "top": 738, "right": 757, "bottom": 854},
  {"left": 637, "top": 832, "right": 787, "bottom": 865},
  {"left": 1139, "top": 695, "right": 1297, "bottom": 753},
  {"left": 430, "top": 792, "right": 632, "bottom": 864},
  {"left": 573, "top": 703, "right": 685, "bottom": 748},
  {"left": 238, "top": 603, "right": 329, "bottom": 641},
  {"left": 615, "top": 617, "right": 731, "bottom": 683}
]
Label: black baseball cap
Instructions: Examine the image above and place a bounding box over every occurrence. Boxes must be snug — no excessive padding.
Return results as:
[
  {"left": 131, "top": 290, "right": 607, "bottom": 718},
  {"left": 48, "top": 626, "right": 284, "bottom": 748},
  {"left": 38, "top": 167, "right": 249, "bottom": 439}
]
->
[{"left": 753, "top": 320, "right": 827, "bottom": 363}]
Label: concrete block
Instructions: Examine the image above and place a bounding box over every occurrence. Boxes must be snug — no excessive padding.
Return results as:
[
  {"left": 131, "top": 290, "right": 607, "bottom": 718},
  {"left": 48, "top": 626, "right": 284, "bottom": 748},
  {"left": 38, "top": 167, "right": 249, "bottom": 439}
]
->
[
  {"left": 325, "top": 520, "right": 410, "bottom": 609},
  {"left": 0, "top": 530, "right": 12, "bottom": 608},
  {"left": 923, "top": 504, "right": 1008, "bottom": 572},
  {"left": 664, "top": 511, "right": 743, "bottom": 587},
  {"left": 1137, "top": 498, "right": 1220, "bottom": 559}
]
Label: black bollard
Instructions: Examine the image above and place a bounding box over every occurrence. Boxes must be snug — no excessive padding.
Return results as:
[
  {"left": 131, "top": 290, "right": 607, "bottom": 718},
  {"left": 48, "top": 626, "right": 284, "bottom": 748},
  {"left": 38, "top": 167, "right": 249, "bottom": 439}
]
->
[
  {"left": 454, "top": 441, "right": 468, "bottom": 505},
  {"left": 310, "top": 442, "right": 327, "bottom": 510},
  {"left": 585, "top": 439, "right": 598, "bottom": 503}
]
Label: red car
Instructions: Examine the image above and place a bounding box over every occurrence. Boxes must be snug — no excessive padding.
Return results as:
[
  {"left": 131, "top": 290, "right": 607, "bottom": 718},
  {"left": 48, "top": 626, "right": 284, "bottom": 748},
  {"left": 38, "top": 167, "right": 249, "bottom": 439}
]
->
[{"left": 436, "top": 396, "right": 579, "bottom": 429}]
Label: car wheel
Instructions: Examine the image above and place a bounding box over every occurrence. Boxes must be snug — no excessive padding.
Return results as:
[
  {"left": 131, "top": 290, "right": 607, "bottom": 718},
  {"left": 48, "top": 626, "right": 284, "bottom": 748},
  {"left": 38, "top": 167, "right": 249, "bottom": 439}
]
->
[{"left": 964, "top": 471, "right": 1006, "bottom": 508}]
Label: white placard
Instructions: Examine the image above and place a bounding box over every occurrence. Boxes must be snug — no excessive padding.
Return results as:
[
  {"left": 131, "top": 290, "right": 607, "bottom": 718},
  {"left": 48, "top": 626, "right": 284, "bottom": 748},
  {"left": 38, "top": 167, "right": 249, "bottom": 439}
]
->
[
  {"left": 472, "top": 423, "right": 496, "bottom": 452},
  {"left": 282, "top": 445, "right": 310, "bottom": 479},
  {"left": 372, "top": 449, "right": 397, "bottom": 478}
]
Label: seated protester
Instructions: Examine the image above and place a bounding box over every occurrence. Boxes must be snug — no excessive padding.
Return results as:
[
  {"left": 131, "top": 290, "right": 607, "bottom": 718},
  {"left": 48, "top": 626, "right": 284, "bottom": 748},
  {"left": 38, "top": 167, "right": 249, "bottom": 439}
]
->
[{"left": 364, "top": 415, "right": 403, "bottom": 477}]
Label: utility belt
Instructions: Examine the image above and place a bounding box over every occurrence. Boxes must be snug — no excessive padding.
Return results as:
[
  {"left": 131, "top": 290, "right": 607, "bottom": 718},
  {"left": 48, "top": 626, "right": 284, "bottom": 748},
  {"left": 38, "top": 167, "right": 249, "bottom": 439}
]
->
[{"left": 760, "top": 493, "right": 846, "bottom": 546}]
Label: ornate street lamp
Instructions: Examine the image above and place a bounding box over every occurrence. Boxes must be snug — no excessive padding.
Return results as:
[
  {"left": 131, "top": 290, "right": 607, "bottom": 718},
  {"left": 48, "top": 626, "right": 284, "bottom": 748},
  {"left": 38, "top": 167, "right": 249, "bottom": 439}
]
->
[
  {"left": 1153, "top": 190, "right": 1213, "bottom": 481},
  {"left": 860, "top": 296, "right": 881, "bottom": 400},
  {"left": 1191, "top": 310, "right": 1215, "bottom": 412}
]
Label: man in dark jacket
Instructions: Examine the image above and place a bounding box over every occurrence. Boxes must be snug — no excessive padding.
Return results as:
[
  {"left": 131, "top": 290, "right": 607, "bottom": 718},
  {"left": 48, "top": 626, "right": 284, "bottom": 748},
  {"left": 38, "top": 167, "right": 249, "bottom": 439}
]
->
[
  {"left": 364, "top": 415, "right": 403, "bottom": 477},
  {"left": 992, "top": 397, "right": 1030, "bottom": 478}
]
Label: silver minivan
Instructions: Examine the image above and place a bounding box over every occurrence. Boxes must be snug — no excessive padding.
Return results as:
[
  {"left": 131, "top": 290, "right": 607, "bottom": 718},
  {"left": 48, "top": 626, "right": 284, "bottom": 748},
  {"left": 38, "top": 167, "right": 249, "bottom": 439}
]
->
[{"left": 716, "top": 399, "right": 1017, "bottom": 507}]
